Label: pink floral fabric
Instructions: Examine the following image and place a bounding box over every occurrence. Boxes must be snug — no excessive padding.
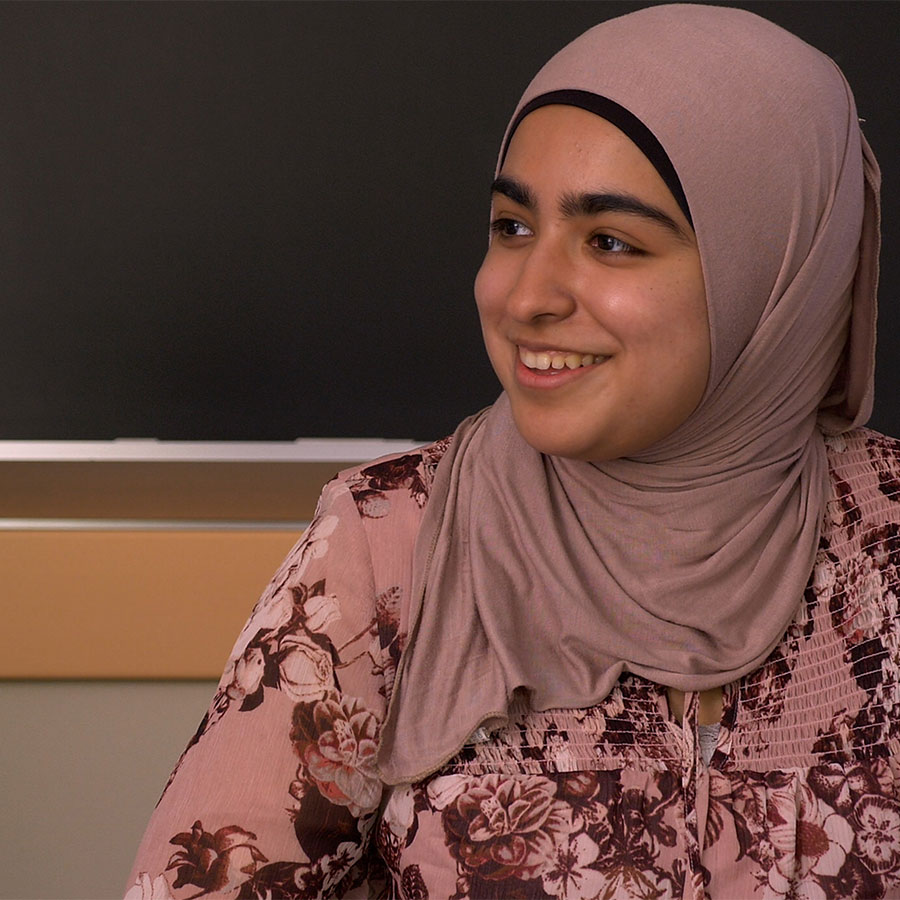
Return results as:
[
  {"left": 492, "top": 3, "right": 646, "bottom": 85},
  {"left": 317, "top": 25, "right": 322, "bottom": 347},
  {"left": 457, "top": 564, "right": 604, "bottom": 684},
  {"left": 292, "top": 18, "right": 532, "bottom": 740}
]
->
[{"left": 127, "top": 430, "right": 900, "bottom": 899}]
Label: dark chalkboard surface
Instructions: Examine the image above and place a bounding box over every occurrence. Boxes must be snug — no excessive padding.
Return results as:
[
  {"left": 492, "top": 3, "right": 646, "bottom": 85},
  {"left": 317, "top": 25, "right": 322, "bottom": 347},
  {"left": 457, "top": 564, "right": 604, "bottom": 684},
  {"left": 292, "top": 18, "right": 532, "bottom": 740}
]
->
[{"left": 2, "top": 1, "right": 898, "bottom": 441}]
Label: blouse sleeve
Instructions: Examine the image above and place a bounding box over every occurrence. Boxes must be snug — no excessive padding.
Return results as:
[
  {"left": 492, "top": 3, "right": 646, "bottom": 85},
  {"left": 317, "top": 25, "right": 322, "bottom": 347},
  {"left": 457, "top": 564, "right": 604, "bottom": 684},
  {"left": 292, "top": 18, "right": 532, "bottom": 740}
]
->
[{"left": 124, "top": 475, "right": 390, "bottom": 900}]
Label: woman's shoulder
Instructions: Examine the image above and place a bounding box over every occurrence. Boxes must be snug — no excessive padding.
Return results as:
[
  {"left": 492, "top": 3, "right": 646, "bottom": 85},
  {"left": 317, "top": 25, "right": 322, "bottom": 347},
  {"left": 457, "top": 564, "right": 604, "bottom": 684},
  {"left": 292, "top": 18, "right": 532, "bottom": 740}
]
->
[
  {"left": 825, "top": 424, "right": 900, "bottom": 457},
  {"left": 822, "top": 426, "right": 900, "bottom": 548},
  {"left": 824, "top": 426, "right": 900, "bottom": 499},
  {"left": 324, "top": 434, "right": 454, "bottom": 521}
]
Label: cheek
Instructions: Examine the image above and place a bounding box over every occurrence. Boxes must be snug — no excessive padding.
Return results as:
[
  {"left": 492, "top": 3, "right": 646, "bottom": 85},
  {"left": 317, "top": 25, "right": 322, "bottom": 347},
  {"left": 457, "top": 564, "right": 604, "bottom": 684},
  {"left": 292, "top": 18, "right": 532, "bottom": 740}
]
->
[
  {"left": 652, "top": 288, "right": 710, "bottom": 409},
  {"left": 615, "top": 277, "right": 708, "bottom": 390},
  {"left": 473, "top": 252, "right": 507, "bottom": 323},
  {"left": 473, "top": 258, "right": 509, "bottom": 377},
  {"left": 674, "top": 283, "right": 711, "bottom": 394}
]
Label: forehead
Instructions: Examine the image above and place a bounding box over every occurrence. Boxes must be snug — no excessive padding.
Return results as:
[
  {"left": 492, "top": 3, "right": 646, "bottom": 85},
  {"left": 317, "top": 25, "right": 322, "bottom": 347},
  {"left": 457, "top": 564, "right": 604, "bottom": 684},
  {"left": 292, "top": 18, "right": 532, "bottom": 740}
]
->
[{"left": 499, "top": 105, "right": 682, "bottom": 216}]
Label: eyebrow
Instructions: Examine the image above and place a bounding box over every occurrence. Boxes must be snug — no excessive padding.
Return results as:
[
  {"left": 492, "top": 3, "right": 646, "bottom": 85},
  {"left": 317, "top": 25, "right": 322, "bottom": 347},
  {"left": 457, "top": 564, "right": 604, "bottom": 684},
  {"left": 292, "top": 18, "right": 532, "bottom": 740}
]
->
[{"left": 490, "top": 175, "right": 692, "bottom": 244}]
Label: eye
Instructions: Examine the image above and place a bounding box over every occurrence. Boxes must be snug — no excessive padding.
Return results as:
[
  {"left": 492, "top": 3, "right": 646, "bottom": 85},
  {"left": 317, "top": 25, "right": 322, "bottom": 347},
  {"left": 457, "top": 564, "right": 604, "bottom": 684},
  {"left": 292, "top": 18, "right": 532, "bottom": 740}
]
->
[
  {"left": 489, "top": 217, "right": 533, "bottom": 239},
  {"left": 590, "top": 233, "right": 640, "bottom": 255}
]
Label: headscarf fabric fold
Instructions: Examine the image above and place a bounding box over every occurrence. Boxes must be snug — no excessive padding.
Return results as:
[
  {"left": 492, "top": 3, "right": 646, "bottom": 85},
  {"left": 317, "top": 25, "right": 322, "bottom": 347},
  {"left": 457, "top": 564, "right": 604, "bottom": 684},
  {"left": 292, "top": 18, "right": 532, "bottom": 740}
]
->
[{"left": 377, "top": 3, "right": 880, "bottom": 785}]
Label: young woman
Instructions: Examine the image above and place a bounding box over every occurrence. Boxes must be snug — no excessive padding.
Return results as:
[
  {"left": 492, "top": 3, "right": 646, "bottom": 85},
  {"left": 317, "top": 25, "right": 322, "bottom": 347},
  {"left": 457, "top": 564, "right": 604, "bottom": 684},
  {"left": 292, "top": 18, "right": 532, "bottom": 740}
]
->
[{"left": 127, "top": 5, "right": 891, "bottom": 898}]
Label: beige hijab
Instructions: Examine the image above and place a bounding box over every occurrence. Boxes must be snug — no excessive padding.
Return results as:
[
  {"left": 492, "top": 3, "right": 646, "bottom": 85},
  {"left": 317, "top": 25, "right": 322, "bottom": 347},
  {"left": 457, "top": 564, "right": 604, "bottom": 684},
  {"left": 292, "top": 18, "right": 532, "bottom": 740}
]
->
[{"left": 377, "top": 3, "right": 881, "bottom": 784}]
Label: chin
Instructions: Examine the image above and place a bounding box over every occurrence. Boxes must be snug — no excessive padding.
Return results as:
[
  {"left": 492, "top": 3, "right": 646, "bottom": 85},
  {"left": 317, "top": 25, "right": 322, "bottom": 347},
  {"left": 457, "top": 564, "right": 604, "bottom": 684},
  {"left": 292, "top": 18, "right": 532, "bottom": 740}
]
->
[{"left": 511, "top": 410, "right": 608, "bottom": 461}]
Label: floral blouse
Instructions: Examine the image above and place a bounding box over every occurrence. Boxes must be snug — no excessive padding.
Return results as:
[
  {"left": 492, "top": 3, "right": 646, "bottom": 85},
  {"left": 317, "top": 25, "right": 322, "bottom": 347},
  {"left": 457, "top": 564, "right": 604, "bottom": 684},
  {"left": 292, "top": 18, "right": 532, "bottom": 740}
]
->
[{"left": 127, "top": 429, "right": 900, "bottom": 900}]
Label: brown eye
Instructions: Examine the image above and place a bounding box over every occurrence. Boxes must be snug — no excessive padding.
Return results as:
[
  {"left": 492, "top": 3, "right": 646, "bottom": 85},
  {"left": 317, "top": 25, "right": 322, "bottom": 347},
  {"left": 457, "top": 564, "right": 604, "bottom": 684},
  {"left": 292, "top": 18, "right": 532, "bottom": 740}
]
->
[
  {"left": 490, "top": 218, "right": 532, "bottom": 238},
  {"left": 591, "top": 233, "right": 638, "bottom": 254}
]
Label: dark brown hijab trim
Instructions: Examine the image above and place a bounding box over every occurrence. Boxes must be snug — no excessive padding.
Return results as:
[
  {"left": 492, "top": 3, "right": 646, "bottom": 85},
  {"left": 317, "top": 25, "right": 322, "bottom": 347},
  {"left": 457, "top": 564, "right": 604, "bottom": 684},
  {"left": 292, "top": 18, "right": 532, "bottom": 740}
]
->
[{"left": 501, "top": 89, "right": 693, "bottom": 226}]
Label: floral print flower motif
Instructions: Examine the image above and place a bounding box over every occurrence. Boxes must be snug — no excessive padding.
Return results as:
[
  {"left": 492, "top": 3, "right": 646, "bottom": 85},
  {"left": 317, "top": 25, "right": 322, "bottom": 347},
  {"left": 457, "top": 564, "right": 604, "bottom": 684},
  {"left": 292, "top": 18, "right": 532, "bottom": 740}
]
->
[
  {"left": 166, "top": 820, "right": 268, "bottom": 895},
  {"left": 124, "top": 873, "right": 174, "bottom": 900},
  {"left": 853, "top": 794, "right": 900, "bottom": 874},
  {"left": 234, "top": 514, "right": 340, "bottom": 651},
  {"left": 375, "top": 586, "right": 401, "bottom": 649},
  {"left": 442, "top": 773, "right": 569, "bottom": 882},
  {"left": 220, "top": 576, "right": 341, "bottom": 712},
  {"left": 871, "top": 758, "right": 899, "bottom": 797},
  {"left": 276, "top": 631, "right": 335, "bottom": 704},
  {"left": 820, "top": 853, "right": 885, "bottom": 900},
  {"left": 351, "top": 487, "right": 391, "bottom": 518},
  {"left": 376, "top": 817, "right": 403, "bottom": 874},
  {"left": 591, "top": 864, "right": 675, "bottom": 900},
  {"left": 253, "top": 855, "right": 370, "bottom": 900},
  {"left": 558, "top": 771, "right": 601, "bottom": 804},
  {"left": 359, "top": 453, "right": 429, "bottom": 506},
  {"left": 839, "top": 554, "right": 886, "bottom": 646},
  {"left": 812, "top": 555, "right": 837, "bottom": 609},
  {"left": 557, "top": 771, "right": 613, "bottom": 830},
  {"left": 296, "top": 513, "right": 339, "bottom": 575},
  {"left": 864, "top": 521, "right": 900, "bottom": 573},
  {"left": 226, "top": 646, "right": 266, "bottom": 702},
  {"left": 869, "top": 433, "right": 900, "bottom": 502},
  {"left": 811, "top": 708, "right": 858, "bottom": 764},
  {"left": 603, "top": 781, "right": 678, "bottom": 872},
  {"left": 834, "top": 472, "right": 863, "bottom": 534},
  {"left": 808, "top": 764, "right": 879, "bottom": 815},
  {"left": 302, "top": 591, "right": 340, "bottom": 634},
  {"left": 847, "top": 635, "right": 889, "bottom": 697},
  {"left": 217, "top": 522, "right": 342, "bottom": 718},
  {"left": 383, "top": 783, "right": 417, "bottom": 842},
  {"left": 422, "top": 436, "right": 452, "bottom": 471},
  {"left": 317, "top": 840, "right": 366, "bottom": 895},
  {"left": 237, "top": 863, "right": 311, "bottom": 898},
  {"left": 541, "top": 832, "right": 607, "bottom": 899},
  {"left": 717, "top": 772, "right": 779, "bottom": 868},
  {"left": 741, "top": 648, "right": 791, "bottom": 723},
  {"left": 400, "top": 863, "right": 429, "bottom": 900},
  {"left": 765, "top": 783, "right": 853, "bottom": 898},
  {"left": 590, "top": 677, "right": 672, "bottom": 763},
  {"left": 426, "top": 775, "right": 470, "bottom": 812},
  {"left": 292, "top": 696, "right": 382, "bottom": 817}
]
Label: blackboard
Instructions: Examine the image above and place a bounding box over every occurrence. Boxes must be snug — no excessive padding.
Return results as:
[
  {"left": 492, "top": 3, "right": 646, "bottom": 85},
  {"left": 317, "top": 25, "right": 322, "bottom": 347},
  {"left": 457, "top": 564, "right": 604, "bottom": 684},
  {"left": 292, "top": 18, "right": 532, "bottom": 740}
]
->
[{"left": 2, "top": 1, "right": 898, "bottom": 441}]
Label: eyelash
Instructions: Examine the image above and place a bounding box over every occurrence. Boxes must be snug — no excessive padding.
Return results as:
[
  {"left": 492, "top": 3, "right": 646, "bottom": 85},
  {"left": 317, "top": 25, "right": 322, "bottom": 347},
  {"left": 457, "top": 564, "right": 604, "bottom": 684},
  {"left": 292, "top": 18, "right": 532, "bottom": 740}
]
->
[
  {"left": 489, "top": 218, "right": 531, "bottom": 239},
  {"left": 590, "top": 233, "right": 639, "bottom": 255},
  {"left": 489, "top": 217, "right": 640, "bottom": 255}
]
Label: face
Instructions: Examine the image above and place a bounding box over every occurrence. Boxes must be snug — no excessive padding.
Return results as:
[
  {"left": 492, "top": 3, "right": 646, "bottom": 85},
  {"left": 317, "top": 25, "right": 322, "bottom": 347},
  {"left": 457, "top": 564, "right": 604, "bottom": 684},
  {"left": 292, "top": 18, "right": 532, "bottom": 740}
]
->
[{"left": 474, "top": 105, "right": 709, "bottom": 462}]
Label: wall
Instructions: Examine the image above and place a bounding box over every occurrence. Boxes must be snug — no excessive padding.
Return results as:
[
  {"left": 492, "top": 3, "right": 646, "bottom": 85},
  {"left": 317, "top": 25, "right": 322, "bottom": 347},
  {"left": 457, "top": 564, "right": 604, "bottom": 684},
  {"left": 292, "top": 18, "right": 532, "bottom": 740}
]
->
[{"left": 1, "top": 681, "right": 216, "bottom": 899}]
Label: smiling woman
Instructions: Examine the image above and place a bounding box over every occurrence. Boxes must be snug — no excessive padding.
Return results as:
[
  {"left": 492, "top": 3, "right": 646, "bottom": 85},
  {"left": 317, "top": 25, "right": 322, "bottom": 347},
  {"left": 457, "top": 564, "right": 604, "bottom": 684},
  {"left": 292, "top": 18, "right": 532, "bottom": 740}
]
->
[
  {"left": 126, "top": 5, "right": 897, "bottom": 900},
  {"left": 476, "top": 105, "right": 709, "bottom": 462}
]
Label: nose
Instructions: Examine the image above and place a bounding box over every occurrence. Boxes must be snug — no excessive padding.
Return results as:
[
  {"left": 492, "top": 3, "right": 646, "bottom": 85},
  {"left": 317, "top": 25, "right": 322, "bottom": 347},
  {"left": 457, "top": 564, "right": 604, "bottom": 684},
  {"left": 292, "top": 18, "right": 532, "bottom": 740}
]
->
[{"left": 504, "top": 237, "right": 578, "bottom": 324}]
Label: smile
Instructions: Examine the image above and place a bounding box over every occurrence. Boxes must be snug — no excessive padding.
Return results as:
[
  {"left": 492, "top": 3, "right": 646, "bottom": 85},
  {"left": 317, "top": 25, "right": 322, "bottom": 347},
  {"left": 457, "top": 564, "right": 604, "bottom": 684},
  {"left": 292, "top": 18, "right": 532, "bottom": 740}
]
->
[{"left": 518, "top": 346, "right": 606, "bottom": 371}]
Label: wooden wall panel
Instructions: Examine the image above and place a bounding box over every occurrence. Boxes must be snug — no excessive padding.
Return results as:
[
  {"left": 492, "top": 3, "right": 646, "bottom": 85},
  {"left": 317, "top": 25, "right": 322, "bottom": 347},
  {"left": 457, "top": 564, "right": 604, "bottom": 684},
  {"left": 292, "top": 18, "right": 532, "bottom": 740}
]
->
[
  {"left": 1, "top": 529, "right": 302, "bottom": 678},
  {"left": 0, "top": 460, "right": 342, "bottom": 520}
]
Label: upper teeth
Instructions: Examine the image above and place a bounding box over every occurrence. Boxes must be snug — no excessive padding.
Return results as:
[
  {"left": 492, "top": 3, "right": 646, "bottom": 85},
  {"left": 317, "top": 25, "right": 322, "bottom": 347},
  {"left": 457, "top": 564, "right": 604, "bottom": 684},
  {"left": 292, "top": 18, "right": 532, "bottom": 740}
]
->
[{"left": 519, "top": 347, "right": 603, "bottom": 371}]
